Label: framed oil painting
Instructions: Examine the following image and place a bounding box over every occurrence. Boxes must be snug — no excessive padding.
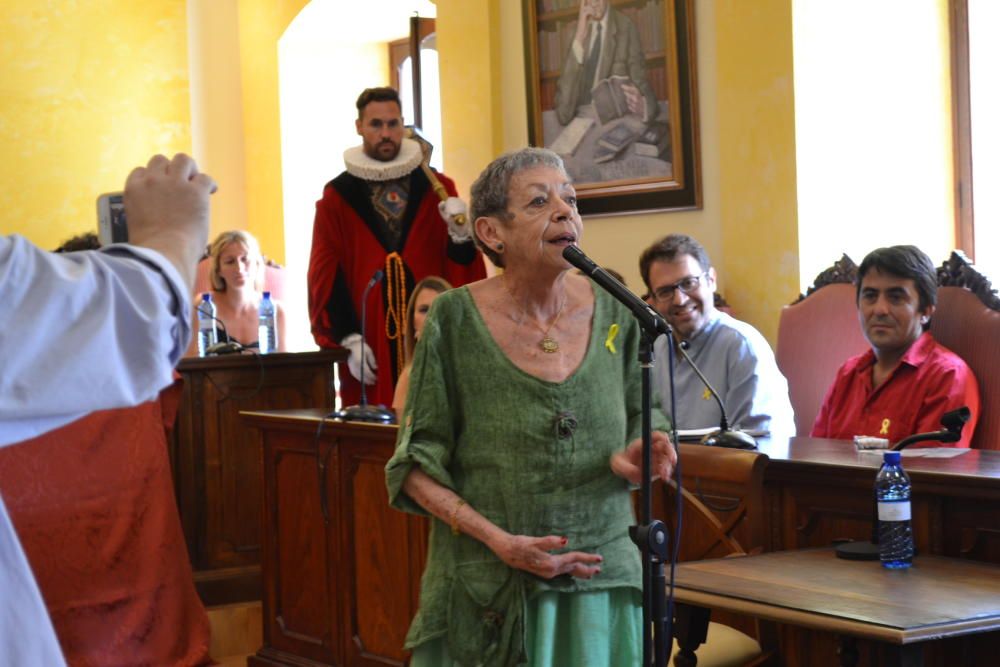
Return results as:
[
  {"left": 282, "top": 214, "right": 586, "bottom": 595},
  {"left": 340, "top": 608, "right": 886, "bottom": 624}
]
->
[{"left": 523, "top": 0, "right": 700, "bottom": 215}]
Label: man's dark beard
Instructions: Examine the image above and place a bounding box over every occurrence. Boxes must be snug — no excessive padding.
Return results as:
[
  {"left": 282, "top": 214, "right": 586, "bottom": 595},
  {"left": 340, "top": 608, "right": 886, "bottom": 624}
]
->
[{"left": 368, "top": 140, "right": 401, "bottom": 162}]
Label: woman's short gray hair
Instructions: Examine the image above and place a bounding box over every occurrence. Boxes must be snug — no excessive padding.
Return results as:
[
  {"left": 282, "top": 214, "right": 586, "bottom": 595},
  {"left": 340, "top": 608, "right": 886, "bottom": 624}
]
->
[{"left": 469, "top": 147, "right": 567, "bottom": 268}]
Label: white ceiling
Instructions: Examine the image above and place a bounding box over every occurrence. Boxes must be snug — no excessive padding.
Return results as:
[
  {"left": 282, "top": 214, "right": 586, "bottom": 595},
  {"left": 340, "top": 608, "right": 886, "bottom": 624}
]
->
[{"left": 291, "top": 0, "right": 438, "bottom": 44}]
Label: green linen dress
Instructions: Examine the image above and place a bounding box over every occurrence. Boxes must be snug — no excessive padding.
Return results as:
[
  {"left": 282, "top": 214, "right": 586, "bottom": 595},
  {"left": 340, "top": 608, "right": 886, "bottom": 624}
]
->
[{"left": 385, "top": 282, "right": 669, "bottom": 666}]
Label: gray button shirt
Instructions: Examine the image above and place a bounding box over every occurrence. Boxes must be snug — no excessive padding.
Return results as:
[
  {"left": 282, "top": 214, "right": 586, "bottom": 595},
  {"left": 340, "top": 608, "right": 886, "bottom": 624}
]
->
[{"left": 653, "top": 311, "right": 794, "bottom": 434}]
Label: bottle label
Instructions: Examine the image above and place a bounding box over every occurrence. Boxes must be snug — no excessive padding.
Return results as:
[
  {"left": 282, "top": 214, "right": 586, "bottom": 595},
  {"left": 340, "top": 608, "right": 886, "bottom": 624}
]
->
[{"left": 877, "top": 500, "right": 911, "bottom": 521}]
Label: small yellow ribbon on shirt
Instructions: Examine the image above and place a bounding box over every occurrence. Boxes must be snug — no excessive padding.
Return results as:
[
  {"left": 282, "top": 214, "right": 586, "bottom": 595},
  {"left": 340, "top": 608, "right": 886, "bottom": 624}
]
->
[
  {"left": 605, "top": 323, "right": 620, "bottom": 354},
  {"left": 880, "top": 418, "right": 891, "bottom": 435}
]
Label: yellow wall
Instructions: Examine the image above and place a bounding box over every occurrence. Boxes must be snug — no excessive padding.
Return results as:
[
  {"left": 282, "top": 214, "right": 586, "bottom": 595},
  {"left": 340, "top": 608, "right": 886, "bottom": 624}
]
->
[
  {"left": 716, "top": 0, "right": 798, "bottom": 343},
  {"left": 232, "top": 0, "right": 311, "bottom": 263},
  {"left": 1, "top": 0, "right": 797, "bottom": 343},
  {"left": 188, "top": 0, "right": 309, "bottom": 263},
  {"left": 437, "top": 0, "right": 797, "bottom": 342},
  {"left": 0, "top": 0, "right": 191, "bottom": 251}
]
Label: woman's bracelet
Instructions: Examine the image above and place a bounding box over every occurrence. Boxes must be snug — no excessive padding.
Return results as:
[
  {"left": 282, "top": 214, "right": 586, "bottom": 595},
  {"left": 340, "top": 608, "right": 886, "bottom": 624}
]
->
[{"left": 450, "top": 498, "right": 467, "bottom": 535}]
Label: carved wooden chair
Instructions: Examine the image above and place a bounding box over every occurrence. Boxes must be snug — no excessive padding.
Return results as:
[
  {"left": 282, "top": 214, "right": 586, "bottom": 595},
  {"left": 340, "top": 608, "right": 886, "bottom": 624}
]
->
[
  {"left": 648, "top": 445, "right": 777, "bottom": 666},
  {"left": 932, "top": 251, "right": 1000, "bottom": 450},
  {"left": 775, "top": 255, "right": 868, "bottom": 435}
]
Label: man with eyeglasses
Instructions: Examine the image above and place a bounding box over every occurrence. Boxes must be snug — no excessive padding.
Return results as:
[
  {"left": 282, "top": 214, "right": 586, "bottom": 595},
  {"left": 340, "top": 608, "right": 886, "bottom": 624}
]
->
[{"left": 639, "top": 234, "right": 794, "bottom": 434}]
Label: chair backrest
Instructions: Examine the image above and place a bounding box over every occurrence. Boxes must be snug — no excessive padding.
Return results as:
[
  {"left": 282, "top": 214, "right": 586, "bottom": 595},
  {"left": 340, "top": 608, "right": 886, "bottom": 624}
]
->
[
  {"left": 932, "top": 252, "right": 1000, "bottom": 450},
  {"left": 192, "top": 257, "right": 286, "bottom": 302},
  {"left": 776, "top": 282, "right": 868, "bottom": 435},
  {"left": 647, "top": 445, "right": 769, "bottom": 561}
]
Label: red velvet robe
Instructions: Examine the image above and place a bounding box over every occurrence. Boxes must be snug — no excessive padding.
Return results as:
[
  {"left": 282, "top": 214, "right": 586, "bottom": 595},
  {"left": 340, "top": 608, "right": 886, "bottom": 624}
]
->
[
  {"left": 0, "top": 380, "right": 212, "bottom": 666},
  {"left": 308, "top": 166, "right": 485, "bottom": 408}
]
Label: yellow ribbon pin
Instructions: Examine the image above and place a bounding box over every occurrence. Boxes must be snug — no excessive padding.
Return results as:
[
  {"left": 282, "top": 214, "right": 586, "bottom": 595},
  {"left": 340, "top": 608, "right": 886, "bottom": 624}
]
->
[
  {"left": 880, "top": 418, "right": 891, "bottom": 435},
  {"left": 703, "top": 387, "right": 712, "bottom": 401},
  {"left": 605, "top": 323, "right": 620, "bottom": 354}
]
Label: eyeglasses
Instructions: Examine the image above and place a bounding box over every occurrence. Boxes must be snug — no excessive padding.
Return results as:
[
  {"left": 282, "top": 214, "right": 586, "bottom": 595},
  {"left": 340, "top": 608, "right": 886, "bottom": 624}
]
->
[{"left": 651, "top": 273, "right": 708, "bottom": 302}]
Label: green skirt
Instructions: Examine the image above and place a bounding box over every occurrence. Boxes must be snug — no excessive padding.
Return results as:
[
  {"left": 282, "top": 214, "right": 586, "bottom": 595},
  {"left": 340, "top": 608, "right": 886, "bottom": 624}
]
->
[{"left": 409, "top": 588, "right": 642, "bottom": 667}]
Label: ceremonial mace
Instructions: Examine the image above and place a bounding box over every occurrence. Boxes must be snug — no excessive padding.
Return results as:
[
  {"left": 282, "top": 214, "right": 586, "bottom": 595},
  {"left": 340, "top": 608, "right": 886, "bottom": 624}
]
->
[{"left": 405, "top": 127, "right": 466, "bottom": 226}]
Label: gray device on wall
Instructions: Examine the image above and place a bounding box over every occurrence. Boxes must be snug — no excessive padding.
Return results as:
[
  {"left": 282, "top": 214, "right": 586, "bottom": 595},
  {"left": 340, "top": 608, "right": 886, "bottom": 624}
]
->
[{"left": 97, "top": 192, "right": 127, "bottom": 246}]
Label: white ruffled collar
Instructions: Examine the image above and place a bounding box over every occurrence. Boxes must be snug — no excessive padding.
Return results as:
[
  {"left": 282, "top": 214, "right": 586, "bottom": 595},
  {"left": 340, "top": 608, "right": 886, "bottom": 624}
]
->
[{"left": 343, "top": 138, "right": 423, "bottom": 182}]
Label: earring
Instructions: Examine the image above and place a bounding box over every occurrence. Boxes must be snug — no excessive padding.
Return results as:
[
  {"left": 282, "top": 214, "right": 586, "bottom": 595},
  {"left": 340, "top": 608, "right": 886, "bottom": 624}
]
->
[{"left": 496, "top": 243, "right": 505, "bottom": 253}]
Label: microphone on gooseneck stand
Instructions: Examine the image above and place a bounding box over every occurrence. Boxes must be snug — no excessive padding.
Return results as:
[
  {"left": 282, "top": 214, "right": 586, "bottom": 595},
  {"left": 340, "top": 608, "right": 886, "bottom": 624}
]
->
[
  {"left": 336, "top": 269, "right": 395, "bottom": 424},
  {"left": 200, "top": 303, "right": 243, "bottom": 355},
  {"left": 892, "top": 407, "right": 971, "bottom": 450},
  {"left": 563, "top": 245, "right": 671, "bottom": 338},
  {"left": 675, "top": 340, "right": 757, "bottom": 450},
  {"left": 563, "top": 244, "right": 673, "bottom": 667}
]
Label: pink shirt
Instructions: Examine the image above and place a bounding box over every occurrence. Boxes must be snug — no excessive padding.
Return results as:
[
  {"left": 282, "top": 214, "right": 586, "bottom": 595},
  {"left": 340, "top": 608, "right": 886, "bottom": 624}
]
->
[{"left": 812, "top": 332, "right": 980, "bottom": 447}]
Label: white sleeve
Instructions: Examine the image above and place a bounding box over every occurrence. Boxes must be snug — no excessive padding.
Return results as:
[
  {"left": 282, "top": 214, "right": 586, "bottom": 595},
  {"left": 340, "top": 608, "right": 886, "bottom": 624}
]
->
[
  {"left": 0, "top": 234, "right": 191, "bottom": 447},
  {"left": 0, "top": 494, "right": 66, "bottom": 666}
]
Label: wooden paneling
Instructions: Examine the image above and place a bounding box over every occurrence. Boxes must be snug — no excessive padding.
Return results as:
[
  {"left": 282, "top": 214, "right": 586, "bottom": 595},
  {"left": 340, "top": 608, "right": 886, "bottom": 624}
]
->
[
  {"left": 172, "top": 351, "right": 343, "bottom": 605},
  {"left": 245, "top": 413, "right": 427, "bottom": 667}
]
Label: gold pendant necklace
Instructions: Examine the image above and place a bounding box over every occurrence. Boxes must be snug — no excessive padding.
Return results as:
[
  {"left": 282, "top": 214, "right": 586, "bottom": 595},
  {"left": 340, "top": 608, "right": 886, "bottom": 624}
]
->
[{"left": 502, "top": 275, "right": 567, "bottom": 353}]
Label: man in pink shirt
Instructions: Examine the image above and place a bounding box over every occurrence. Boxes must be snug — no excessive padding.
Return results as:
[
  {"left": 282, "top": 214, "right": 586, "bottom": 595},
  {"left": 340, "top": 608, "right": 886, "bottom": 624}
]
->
[{"left": 812, "top": 245, "right": 980, "bottom": 447}]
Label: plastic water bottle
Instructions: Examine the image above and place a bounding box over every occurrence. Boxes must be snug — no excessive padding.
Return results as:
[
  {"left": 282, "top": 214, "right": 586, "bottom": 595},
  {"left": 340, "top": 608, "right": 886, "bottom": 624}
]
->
[
  {"left": 258, "top": 291, "right": 277, "bottom": 354},
  {"left": 197, "top": 293, "right": 218, "bottom": 357},
  {"left": 876, "top": 451, "right": 913, "bottom": 569}
]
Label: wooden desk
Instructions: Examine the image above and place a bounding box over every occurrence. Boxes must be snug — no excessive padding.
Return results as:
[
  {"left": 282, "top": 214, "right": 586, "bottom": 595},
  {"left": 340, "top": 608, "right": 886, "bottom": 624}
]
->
[
  {"left": 672, "top": 549, "right": 1000, "bottom": 667},
  {"left": 242, "top": 411, "right": 426, "bottom": 667},
  {"left": 754, "top": 437, "right": 1000, "bottom": 562},
  {"left": 237, "top": 414, "right": 1000, "bottom": 666},
  {"left": 172, "top": 351, "right": 344, "bottom": 605}
]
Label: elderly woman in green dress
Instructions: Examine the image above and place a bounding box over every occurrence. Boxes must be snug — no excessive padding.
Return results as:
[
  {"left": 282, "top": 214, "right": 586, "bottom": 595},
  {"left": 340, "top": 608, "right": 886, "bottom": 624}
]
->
[{"left": 385, "top": 147, "right": 675, "bottom": 666}]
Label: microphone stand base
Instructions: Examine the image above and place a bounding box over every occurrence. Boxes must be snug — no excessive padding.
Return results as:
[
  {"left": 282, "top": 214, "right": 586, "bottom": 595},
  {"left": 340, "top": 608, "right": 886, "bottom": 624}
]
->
[
  {"left": 702, "top": 429, "right": 758, "bottom": 450},
  {"left": 834, "top": 540, "right": 880, "bottom": 561},
  {"left": 335, "top": 404, "right": 396, "bottom": 424}
]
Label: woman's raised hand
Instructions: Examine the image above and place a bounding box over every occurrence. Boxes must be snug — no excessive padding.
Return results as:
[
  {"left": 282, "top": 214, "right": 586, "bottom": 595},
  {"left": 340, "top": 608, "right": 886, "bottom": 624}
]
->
[{"left": 610, "top": 430, "right": 676, "bottom": 485}]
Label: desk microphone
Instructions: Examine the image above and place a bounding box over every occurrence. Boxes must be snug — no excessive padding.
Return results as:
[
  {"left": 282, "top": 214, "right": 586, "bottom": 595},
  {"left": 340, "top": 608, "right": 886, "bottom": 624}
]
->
[
  {"left": 892, "top": 407, "right": 970, "bottom": 450},
  {"left": 336, "top": 268, "right": 395, "bottom": 423},
  {"left": 675, "top": 339, "right": 757, "bottom": 450},
  {"left": 197, "top": 302, "right": 244, "bottom": 355}
]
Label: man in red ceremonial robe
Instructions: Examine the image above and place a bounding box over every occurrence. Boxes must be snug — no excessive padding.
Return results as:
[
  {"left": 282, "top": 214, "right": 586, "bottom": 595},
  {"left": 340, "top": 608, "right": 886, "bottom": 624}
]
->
[{"left": 308, "top": 87, "right": 485, "bottom": 409}]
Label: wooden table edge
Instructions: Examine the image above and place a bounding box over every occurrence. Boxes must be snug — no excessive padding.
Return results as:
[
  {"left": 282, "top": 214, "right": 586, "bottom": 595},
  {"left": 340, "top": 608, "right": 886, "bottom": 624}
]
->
[{"left": 672, "top": 588, "right": 1000, "bottom": 645}]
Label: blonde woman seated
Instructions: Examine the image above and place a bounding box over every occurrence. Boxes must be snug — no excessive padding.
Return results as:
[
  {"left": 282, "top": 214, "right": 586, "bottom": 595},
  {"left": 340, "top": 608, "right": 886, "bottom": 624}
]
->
[
  {"left": 185, "top": 230, "right": 287, "bottom": 355},
  {"left": 392, "top": 276, "right": 452, "bottom": 413}
]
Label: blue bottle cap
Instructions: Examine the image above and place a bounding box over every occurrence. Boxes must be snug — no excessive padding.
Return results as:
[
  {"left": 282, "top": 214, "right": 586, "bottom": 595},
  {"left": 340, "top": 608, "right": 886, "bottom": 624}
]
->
[
  {"left": 883, "top": 451, "right": 901, "bottom": 465},
  {"left": 201, "top": 293, "right": 211, "bottom": 301},
  {"left": 263, "top": 291, "right": 271, "bottom": 299}
]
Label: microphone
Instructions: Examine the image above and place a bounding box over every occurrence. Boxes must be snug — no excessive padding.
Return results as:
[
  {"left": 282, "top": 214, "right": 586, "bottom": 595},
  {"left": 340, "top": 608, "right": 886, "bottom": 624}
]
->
[
  {"left": 892, "top": 407, "right": 971, "bottom": 450},
  {"left": 562, "top": 245, "right": 670, "bottom": 338},
  {"left": 358, "top": 269, "right": 383, "bottom": 399},
  {"left": 675, "top": 340, "right": 757, "bottom": 450},
  {"left": 336, "top": 268, "right": 395, "bottom": 423},
  {"left": 197, "top": 302, "right": 244, "bottom": 355}
]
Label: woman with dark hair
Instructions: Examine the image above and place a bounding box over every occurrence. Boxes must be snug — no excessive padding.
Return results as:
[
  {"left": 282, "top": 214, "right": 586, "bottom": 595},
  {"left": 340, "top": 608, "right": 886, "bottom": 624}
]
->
[
  {"left": 386, "top": 147, "right": 674, "bottom": 666},
  {"left": 391, "top": 275, "right": 452, "bottom": 414}
]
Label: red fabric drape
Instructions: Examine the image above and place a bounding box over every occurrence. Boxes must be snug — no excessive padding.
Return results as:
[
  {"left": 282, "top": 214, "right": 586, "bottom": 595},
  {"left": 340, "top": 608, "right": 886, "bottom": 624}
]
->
[{"left": 0, "top": 380, "right": 211, "bottom": 666}]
